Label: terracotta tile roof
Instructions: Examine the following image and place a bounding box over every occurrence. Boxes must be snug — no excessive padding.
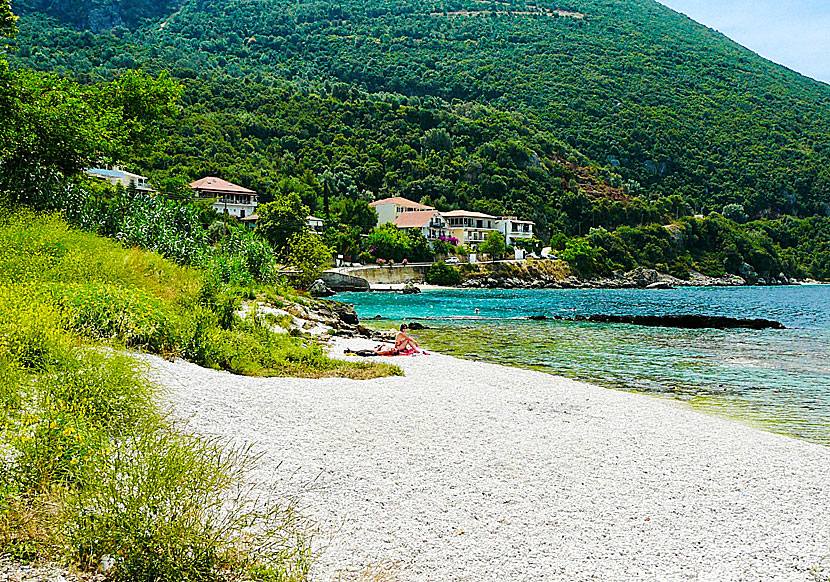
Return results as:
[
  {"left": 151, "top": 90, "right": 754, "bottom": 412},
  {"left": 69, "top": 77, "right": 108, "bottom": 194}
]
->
[
  {"left": 190, "top": 177, "right": 256, "bottom": 195},
  {"left": 368, "top": 196, "right": 434, "bottom": 209},
  {"left": 441, "top": 209, "right": 497, "bottom": 219},
  {"left": 394, "top": 211, "right": 440, "bottom": 228}
]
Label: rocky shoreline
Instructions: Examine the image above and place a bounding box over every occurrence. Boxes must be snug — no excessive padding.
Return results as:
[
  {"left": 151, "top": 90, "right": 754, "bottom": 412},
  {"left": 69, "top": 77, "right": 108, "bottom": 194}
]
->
[{"left": 459, "top": 266, "right": 793, "bottom": 290}]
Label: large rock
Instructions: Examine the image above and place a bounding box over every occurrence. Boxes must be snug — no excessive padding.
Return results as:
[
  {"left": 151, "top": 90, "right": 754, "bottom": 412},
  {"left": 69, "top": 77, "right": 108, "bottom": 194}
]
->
[
  {"left": 308, "top": 279, "right": 336, "bottom": 297},
  {"left": 402, "top": 283, "right": 422, "bottom": 294},
  {"left": 329, "top": 301, "right": 360, "bottom": 326}
]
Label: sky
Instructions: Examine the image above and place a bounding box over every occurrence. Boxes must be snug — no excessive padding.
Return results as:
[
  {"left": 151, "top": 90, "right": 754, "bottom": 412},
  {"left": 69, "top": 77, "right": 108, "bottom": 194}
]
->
[{"left": 657, "top": 0, "right": 830, "bottom": 84}]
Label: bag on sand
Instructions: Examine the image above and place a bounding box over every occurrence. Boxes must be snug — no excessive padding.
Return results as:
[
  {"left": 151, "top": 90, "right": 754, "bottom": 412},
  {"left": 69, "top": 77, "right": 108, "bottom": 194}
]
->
[{"left": 344, "top": 348, "right": 379, "bottom": 357}]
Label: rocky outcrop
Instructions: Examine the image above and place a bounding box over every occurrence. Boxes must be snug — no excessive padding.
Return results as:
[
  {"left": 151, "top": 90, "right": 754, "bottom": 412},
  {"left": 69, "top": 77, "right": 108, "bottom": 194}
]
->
[
  {"left": 528, "top": 314, "right": 785, "bottom": 329},
  {"left": 461, "top": 266, "right": 784, "bottom": 290},
  {"left": 308, "top": 279, "right": 336, "bottom": 297},
  {"left": 320, "top": 271, "right": 371, "bottom": 292},
  {"left": 402, "top": 284, "right": 422, "bottom": 294}
]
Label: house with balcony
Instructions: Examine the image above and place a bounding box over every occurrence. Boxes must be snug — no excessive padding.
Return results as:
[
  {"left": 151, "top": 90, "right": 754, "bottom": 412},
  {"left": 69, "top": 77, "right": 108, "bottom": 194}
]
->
[
  {"left": 497, "top": 216, "right": 535, "bottom": 246},
  {"left": 190, "top": 177, "right": 258, "bottom": 219},
  {"left": 307, "top": 215, "right": 325, "bottom": 234},
  {"left": 85, "top": 167, "right": 154, "bottom": 192},
  {"left": 239, "top": 214, "right": 325, "bottom": 233},
  {"left": 393, "top": 210, "right": 449, "bottom": 241},
  {"left": 441, "top": 210, "right": 499, "bottom": 247},
  {"left": 369, "top": 196, "right": 436, "bottom": 226}
]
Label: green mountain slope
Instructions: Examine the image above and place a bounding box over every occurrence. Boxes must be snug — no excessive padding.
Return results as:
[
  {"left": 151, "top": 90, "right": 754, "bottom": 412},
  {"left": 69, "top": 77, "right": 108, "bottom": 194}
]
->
[
  {"left": 13, "top": 0, "right": 178, "bottom": 31},
  {"left": 13, "top": 0, "right": 830, "bottom": 218}
]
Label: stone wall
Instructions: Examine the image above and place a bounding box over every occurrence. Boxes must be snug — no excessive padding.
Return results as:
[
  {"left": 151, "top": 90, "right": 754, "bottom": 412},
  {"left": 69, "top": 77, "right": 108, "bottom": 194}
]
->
[{"left": 331, "top": 265, "right": 431, "bottom": 285}]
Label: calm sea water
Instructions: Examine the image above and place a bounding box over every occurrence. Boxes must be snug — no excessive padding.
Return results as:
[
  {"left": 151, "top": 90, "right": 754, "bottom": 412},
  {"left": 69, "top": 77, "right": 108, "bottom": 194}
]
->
[{"left": 335, "top": 286, "right": 830, "bottom": 445}]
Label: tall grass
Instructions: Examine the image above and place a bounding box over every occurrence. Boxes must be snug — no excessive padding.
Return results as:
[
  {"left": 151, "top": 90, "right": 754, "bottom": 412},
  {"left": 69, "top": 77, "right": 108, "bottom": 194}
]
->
[
  {"left": 0, "top": 209, "right": 395, "bottom": 378},
  {"left": 0, "top": 208, "right": 397, "bottom": 579}
]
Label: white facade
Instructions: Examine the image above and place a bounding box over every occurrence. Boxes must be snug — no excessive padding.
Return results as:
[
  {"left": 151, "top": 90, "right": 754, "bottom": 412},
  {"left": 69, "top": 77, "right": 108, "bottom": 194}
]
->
[
  {"left": 307, "top": 215, "right": 325, "bottom": 233},
  {"left": 497, "top": 216, "right": 535, "bottom": 246},
  {"left": 85, "top": 167, "right": 153, "bottom": 192},
  {"left": 422, "top": 213, "right": 449, "bottom": 241},
  {"left": 443, "top": 210, "right": 499, "bottom": 247},
  {"left": 191, "top": 177, "right": 258, "bottom": 220},
  {"left": 212, "top": 200, "right": 257, "bottom": 219}
]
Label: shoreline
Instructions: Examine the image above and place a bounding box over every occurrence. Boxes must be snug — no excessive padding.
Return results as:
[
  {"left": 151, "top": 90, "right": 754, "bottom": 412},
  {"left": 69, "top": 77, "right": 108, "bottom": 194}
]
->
[{"left": 149, "top": 337, "right": 830, "bottom": 581}]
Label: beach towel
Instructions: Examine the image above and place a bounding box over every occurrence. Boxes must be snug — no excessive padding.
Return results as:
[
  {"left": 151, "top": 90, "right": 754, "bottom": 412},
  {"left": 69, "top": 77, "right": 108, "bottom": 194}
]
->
[{"left": 343, "top": 347, "right": 429, "bottom": 357}]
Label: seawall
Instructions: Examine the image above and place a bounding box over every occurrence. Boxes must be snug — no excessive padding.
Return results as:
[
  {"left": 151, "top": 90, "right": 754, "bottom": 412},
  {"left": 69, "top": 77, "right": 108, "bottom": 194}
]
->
[{"left": 328, "top": 265, "right": 430, "bottom": 286}]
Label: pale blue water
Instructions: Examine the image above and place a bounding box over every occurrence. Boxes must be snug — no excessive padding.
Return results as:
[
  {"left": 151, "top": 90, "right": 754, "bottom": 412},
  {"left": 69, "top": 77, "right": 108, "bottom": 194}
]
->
[{"left": 335, "top": 286, "right": 830, "bottom": 445}]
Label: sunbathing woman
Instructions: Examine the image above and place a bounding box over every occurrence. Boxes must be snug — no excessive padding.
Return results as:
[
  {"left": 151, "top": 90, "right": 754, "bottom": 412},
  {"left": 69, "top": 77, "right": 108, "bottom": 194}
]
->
[{"left": 375, "top": 324, "right": 419, "bottom": 356}]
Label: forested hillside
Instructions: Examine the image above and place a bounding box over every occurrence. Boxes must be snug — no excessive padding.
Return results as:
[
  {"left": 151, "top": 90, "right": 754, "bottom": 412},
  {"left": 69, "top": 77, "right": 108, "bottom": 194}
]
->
[
  {"left": 149, "top": 79, "right": 636, "bottom": 237},
  {"left": 13, "top": 0, "right": 178, "bottom": 31},
  {"left": 8, "top": 0, "right": 830, "bottom": 282},
  {"left": 13, "top": 0, "right": 830, "bottom": 218}
]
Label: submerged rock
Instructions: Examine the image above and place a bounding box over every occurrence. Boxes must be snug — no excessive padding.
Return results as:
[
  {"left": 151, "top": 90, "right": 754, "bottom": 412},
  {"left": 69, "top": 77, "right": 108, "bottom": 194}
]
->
[{"left": 585, "top": 314, "right": 785, "bottom": 330}]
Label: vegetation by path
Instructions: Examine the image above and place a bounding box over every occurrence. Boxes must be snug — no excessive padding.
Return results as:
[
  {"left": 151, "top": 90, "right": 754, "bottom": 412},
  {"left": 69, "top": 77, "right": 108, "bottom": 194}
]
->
[{"left": 0, "top": 209, "right": 398, "bottom": 580}]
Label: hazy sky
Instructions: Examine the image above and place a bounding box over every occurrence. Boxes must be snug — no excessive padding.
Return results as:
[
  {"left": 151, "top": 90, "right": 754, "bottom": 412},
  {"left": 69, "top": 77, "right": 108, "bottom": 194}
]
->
[{"left": 657, "top": 0, "right": 830, "bottom": 84}]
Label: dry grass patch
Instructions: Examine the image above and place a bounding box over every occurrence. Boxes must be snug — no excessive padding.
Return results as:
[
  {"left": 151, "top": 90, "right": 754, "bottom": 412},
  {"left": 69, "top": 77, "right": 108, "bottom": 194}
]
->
[{"left": 333, "top": 560, "right": 401, "bottom": 582}]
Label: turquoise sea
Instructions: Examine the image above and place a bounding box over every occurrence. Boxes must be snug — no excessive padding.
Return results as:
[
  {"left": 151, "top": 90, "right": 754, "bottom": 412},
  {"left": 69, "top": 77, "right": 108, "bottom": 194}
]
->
[{"left": 335, "top": 286, "right": 830, "bottom": 446}]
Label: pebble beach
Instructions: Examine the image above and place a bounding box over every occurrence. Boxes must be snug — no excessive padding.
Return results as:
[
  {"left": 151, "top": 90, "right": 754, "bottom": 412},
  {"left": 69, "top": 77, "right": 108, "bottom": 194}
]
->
[{"left": 148, "top": 338, "right": 830, "bottom": 582}]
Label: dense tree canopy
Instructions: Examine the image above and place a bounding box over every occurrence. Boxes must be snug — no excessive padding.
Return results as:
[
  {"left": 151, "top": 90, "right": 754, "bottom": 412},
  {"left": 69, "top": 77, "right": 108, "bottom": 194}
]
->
[
  {"left": 11, "top": 0, "right": 830, "bottom": 218},
  {"left": 6, "top": 0, "right": 830, "bottom": 282}
]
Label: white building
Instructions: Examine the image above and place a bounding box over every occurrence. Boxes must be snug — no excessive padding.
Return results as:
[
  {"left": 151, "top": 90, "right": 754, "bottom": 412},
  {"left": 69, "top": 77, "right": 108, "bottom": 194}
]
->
[
  {"left": 497, "top": 216, "right": 535, "bottom": 246},
  {"left": 190, "top": 177, "right": 258, "bottom": 219},
  {"left": 393, "top": 210, "right": 449, "bottom": 241},
  {"left": 369, "top": 196, "right": 436, "bottom": 226},
  {"left": 442, "top": 210, "right": 499, "bottom": 247},
  {"left": 239, "top": 214, "right": 324, "bottom": 232},
  {"left": 307, "top": 215, "right": 325, "bottom": 234},
  {"left": 85, "top": 167, "right": 153, "bottom": 192}
]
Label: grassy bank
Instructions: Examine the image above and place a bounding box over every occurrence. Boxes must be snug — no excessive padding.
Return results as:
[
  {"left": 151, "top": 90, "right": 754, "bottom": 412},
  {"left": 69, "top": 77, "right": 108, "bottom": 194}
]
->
[{"left": 0, "top": 209, "right": 395, "bottom": 579}]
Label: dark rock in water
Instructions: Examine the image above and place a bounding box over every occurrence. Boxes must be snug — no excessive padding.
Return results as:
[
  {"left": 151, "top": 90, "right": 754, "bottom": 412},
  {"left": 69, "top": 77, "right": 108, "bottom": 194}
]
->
[
  {"left": 372, "top": 315, "right": 383, "bottom": 319},
  {"left": 586, "top": 314, "right": 785, "bottom": 330},
  {"left": 408, "top": 321, "right": 429, "bottom": 330},
  {"left": 573, "top": 315, "right": 588, "bottom": 321},
  {"left": 528, "top": 315, "right": 549, "bottom": 321},
  {"left": 308, "top": 279, "right": 336, "bottom": 297},
  {"left": 402, "top": 283, "right": 422, "bottom": 294}
]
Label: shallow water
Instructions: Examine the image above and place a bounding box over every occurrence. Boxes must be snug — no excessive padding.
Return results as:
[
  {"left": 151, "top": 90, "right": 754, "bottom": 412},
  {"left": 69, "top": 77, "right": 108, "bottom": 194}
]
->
[{"left": 335, "top": 286, "right": 830, "bottom": 445}]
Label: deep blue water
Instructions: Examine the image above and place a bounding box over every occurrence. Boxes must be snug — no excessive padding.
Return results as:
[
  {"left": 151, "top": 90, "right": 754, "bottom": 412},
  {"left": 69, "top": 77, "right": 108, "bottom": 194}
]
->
[{"left": 335, "top": 286, "right": 830, "bottom": 445}]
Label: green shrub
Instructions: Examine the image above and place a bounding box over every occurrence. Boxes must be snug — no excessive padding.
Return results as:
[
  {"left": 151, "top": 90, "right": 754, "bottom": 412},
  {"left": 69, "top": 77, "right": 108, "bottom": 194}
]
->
[
  {"left": 425, "top": 261, "right": 461, "bottom": 286},
  {"left": 45, "top": 283, "right": 180, "bottom": 353},
  {"left": 65, "top": 428, "right": 312, "bottom": 582}
]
